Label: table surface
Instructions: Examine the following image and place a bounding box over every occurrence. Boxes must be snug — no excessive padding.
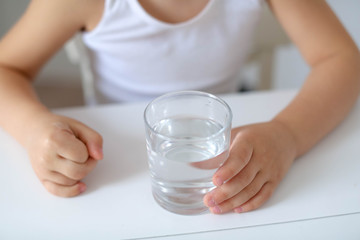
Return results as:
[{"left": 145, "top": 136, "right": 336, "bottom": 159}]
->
[{"left": 1, "top": 90, "right": 359, "bottom": 240}]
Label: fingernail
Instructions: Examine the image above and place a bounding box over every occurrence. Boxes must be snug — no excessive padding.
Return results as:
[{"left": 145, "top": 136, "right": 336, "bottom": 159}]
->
[
  {"left": 210, "top": 206, "right": 222, "bottom": 214},
  {"left": 234, "top": 206, "right": 243, "bottom": 213},
  {"left": 214, "top": 176, "right": 223, "bottom": 186},
  {"left": 207, "top": 198, "right": 216, "bottom": 207},
  {"left": 79, "top": 183, "right": 87, "bottom": 193}
]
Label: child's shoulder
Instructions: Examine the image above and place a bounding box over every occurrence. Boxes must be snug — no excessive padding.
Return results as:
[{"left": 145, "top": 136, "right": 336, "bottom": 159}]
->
[{"left": 30, "top": 0, "right": 105, "bottom": 31}]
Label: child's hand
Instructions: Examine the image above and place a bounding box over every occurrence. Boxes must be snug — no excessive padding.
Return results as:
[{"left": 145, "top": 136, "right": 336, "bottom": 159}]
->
[
  {"left": 25, "top": 113, "right": 103, "bottom": 197},
  {"left": 203, "top": 120, "right": 297, "bottom": 214}
]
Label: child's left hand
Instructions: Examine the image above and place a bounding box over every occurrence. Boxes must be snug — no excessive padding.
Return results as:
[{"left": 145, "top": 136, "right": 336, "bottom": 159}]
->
[{"left": 203, "top": 120, "right": 297, "bottom": 214}]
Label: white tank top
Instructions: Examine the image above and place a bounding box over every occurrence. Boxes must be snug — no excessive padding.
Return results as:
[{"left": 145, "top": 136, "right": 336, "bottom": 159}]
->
[{"left": 82, "top": 0, "right": 263, "bottom": 103}]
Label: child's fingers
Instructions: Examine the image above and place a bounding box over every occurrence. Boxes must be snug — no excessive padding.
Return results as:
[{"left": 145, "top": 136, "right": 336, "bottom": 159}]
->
[
  {"left": 234, "top": 182, "right": 275, "bottom": 213},
  {"left": 72, "top": 122, "right": 103, "bottom": 160},
  {"left": 204, "top": 161, "right": 259, "bottom": 207},
  {"left": 208, "top": 172, "right": 267, "bottom": 214},
  {"left": 212, "top": 132, "right": 253, "bottom": 187},
  {"left": 42, "top": 180, "right": 86, "bottom": 197},
  {"left": 45, "top": 171, "right": 78, "bottom": 186},
  {"left": 51, "top": 157, "right": 98, "bottom": 181},
  {"left": 53, "top": 129, "right": 89, "bottom": 163},
  {"left": 190, "top": 150, "right": 229, "bottom": 169}
]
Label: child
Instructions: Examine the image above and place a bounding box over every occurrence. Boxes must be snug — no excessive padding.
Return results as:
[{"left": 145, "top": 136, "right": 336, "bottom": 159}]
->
[{"left": 0, "top": 0, "right": 359, "bottom": 215}]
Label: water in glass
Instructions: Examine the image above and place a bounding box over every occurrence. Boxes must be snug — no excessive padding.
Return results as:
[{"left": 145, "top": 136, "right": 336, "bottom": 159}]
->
[{"left": 147, "top": 117, "right": 229, "bottom": 215}]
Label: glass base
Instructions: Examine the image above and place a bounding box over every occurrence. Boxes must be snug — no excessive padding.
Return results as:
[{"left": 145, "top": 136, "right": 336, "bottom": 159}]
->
[{"left": 152, "top": 191, "right": 209, "bottom": 215}]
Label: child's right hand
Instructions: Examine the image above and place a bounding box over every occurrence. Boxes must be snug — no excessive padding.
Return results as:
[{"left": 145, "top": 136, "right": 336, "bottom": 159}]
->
[{"left": 25, "top": 112, "right": 103, "bottom": 197}]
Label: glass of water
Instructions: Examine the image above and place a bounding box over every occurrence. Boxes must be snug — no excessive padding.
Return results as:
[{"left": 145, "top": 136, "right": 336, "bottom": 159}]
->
[{"left": 144, "top": 91, "right": 232, "bottom": 215}]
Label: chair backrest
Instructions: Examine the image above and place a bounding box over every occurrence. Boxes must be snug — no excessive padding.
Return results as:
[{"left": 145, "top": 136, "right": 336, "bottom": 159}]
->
[
  {"left": 245, "top": 3, "right": 291, "bottom": 90},
  {"left": 64, "top": 34, "right": 97, "bottom": 105}
]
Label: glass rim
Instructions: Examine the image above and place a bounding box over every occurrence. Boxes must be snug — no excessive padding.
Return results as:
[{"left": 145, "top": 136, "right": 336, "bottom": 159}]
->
[{"left": 144, "top": 90, "right": 233, "bottom": 141}]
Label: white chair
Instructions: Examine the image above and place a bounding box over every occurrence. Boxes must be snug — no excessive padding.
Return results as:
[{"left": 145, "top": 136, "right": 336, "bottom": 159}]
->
[
  {"left": 64, "top": 34, "right": 97, "bottom": 106},
  {"left": 242, "top": 4, "right": 290, "bottom": 90}
]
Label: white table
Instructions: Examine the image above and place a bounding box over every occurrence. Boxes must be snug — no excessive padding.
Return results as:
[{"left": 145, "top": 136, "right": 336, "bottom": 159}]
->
[{"left": 1, "top": 90, "right": 359, "bottom": 239}]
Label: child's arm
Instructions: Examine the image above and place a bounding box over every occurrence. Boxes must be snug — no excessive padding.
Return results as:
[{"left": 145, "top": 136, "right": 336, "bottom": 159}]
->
[
  {"left": 0, "top": 0, "right": 104, "bottom": 197},
  {"left": 204, "top": 0, "right": 360, "bottom": 213}
]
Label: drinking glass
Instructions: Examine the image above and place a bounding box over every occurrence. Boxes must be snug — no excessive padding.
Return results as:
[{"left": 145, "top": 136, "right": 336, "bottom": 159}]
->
[{"left": 144, "top": 91, "right": 232, "bottom": 215}]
